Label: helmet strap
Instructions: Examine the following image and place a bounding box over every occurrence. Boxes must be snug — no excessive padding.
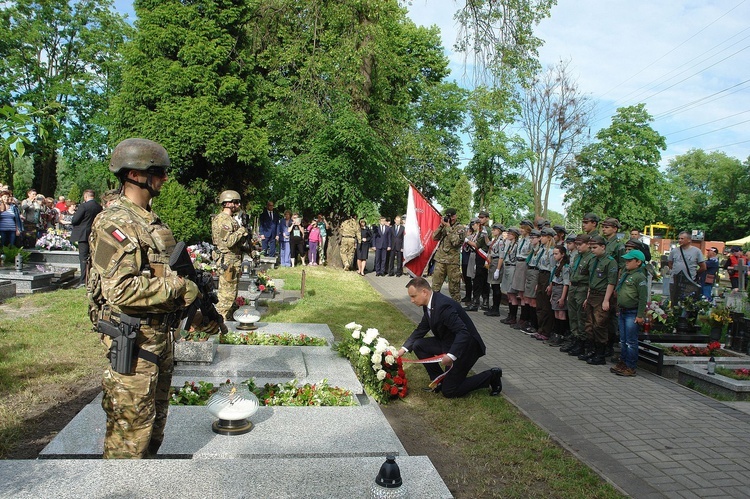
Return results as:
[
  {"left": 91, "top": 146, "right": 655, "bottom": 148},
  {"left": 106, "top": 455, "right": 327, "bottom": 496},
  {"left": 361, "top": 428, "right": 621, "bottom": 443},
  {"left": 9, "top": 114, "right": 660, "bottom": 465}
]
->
[{"left": 123, "top": 172, "right": 160, "bottom": 198}]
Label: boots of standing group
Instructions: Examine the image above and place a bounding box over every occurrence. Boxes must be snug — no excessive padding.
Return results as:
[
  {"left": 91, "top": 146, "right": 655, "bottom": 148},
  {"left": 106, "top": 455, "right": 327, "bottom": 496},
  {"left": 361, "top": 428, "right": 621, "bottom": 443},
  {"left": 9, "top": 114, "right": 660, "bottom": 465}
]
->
[
  {"left": 501, "top": 304, "right": 518, "bottom": 324},
  {"left": 485, "top": 288, "right": 501, "bottom": 316},
  {"left": 587, "top": 343, "right": 607, "bottom": 365}
]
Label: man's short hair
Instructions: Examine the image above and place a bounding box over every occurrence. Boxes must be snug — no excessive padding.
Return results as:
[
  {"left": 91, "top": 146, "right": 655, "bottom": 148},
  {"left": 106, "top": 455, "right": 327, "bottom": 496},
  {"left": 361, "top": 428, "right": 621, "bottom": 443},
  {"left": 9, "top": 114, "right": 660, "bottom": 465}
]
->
[
  {"left": 678, "top": 231, "right": 691, "bottom": 239},
  {"left": 406, "top": 276, "right": 431, "bottom": 291},
  {"left": 83, "top": 189, "right": 95, "bottom": 198}
]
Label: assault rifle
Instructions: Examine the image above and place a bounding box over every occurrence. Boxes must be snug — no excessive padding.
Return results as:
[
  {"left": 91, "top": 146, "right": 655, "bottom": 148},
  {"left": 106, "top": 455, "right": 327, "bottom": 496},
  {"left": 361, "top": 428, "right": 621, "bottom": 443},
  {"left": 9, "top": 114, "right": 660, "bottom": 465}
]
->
[{"left": 170, "top": 241, "right": 227, "bottom": 335}]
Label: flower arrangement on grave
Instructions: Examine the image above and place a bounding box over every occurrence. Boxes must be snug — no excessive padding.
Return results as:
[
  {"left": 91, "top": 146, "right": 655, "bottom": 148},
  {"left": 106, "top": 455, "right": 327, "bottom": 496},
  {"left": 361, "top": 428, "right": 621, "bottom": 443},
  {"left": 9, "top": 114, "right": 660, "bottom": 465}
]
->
[
  {"left": 336, "top": 322, "right": 408, "bottom": 404},
  {"left": 668, "top": 341, "right": 723, "bottom": 357},
  {"left": 255, "top": 271, "right": 275, "bottom": 293},
  {"left": 699, "top": 303, "right": 733, "bottom": 327},
  {"left": 715, "top": 367, "right": 750, "bottom": 380},
  {"left": 170, "top": 378, "right": 355, "bottom": 406},
  {"left": 187, "top": 242, "right": 218, "bottom": 273},
  {"left": 35, "top": 228, "right": 76, "bottom": 251},
  {"left": 644, "top": 300, "right": 669, "bottom": 330},
  {"left": 178, "top": 329, "right": 212, "bottom": 342},
  {"left": 220, "top": 331, "right": 327, "bottom": 346}
]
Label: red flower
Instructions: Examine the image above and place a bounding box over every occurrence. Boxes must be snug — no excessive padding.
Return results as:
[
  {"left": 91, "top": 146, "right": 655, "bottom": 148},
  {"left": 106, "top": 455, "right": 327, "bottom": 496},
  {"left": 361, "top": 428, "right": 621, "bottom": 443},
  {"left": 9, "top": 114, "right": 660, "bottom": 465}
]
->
[
  {"left": 398, "top": 387, "right": 407, "bottom": 398},
  {"left": 385, "top": 372, "right": 392, "bottom": 379},
  {"left": 393, "top": 376, "right": 404, "bottom": 385},
  {"left": 390, "top": 386, "right": 399, "bottom": 396}
]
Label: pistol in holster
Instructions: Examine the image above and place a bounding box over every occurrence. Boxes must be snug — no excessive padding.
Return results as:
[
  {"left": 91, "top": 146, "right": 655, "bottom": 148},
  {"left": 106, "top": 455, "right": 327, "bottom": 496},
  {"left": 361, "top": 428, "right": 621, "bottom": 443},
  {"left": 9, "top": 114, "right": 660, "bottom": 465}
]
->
[{"left": 98, "top": 313, "right": 141, "bottom": 375}]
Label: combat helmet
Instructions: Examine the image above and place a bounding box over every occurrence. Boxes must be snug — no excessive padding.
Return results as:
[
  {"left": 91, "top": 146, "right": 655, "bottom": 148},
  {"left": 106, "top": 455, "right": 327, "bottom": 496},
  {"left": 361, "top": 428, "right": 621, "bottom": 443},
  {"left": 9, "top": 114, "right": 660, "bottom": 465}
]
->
[
  {"left": 219, "top": 190, "right": 241, "bottom": 204},
  {"left": 109, "top": 138, "right": 170, "bottom": 174}
]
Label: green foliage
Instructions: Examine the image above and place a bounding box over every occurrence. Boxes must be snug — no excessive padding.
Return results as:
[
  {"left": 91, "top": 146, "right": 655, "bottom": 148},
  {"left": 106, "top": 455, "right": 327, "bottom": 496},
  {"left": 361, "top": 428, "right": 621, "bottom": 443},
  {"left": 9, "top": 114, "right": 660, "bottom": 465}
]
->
[
  {"left": 11, "top": 157, "right": 33, "bottom": 196},
  {"left": 151, "top": 179, "right": 212, "bottom": 243},
  {"left": 169, "top": 379, "right": 355, "bottom": 407},
  {"left": 67, "top": 184, "right": 82, "bottom": 205},
  {"left": 485, "top": 177, "right": 534, "bottom": 226},
  {"left": 449, "top": 174, "right": 473, "bottom": 224},
  {"left": 464, "top": 85, "right": 528, "bottom": 212},
  {"left": 0, "top": 0, "right": 131, "bottom": 195},
  {"left": 110, "top": 0, "right": 269, "bottom": 194},
  {"left": 219, "top": 331, "right": 327, "bottom": 346},
  {"left": 665, "top": 149, "right": 750, "bottom": 241},
  {"left": 56, "top": 156, "right": 115, "bottom": 202},
  {"left": 562, "top": 104, "right": 666, "bottom": 229},
  {"left": 0, "top": 246, "right": 30, "bottom": 264},
  {"left": 453, "top": 0, "right": 556, "bottom": 84}
]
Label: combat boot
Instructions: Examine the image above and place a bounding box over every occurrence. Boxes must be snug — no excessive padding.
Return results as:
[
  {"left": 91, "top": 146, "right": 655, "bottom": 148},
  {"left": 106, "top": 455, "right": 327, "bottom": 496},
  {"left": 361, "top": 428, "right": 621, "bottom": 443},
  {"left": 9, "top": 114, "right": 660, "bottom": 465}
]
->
[
  {"left": 587, "top": 344, "right": 607, "bottom": 365},
  {"left": 558, "top": 337, "right": 573, "bottom": 351},
  {"left": 566, "top": 339, "right": 584, "bottom": 356},
  {"left": 577, "top": 342, "right": 595, "bottom": 361}
]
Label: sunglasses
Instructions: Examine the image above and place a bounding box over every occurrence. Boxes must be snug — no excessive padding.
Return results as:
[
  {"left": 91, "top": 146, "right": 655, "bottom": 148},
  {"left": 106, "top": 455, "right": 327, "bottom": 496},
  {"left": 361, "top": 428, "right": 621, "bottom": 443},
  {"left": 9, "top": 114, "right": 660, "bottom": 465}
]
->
[{"left": 147, "top": 166, "right": 168, "bottom": 178}]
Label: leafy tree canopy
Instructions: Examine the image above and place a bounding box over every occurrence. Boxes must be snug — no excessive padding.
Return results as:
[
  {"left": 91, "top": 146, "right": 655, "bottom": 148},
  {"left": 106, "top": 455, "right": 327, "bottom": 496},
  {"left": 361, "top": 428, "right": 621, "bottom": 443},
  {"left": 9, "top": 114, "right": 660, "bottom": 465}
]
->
[{"left": 562, "top": 104, "right": 666, "bottom": 230}]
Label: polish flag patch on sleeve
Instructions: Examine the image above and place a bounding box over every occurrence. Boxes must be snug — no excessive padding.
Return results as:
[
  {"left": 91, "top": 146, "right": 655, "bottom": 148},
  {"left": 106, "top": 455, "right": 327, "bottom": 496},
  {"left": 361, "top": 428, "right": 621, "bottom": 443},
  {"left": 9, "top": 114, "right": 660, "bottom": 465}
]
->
[{"left": 111, "top": 228, "right": 127, "bottom": 242}]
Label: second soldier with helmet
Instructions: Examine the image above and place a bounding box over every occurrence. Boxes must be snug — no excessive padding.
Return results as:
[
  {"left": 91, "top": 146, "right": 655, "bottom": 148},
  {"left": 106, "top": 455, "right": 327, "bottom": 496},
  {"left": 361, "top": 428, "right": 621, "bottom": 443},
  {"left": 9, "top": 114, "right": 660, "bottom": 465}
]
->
[{"left": 212, "top": 190, "right": 248, "bottom": 320}]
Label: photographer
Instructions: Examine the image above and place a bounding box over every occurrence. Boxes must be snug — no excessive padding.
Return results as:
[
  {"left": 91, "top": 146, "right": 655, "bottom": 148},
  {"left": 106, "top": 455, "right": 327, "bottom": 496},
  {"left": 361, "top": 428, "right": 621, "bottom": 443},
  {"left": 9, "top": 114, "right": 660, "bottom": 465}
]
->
[{"left": 431, "top": 208, "right": 465, "bottom": 302}]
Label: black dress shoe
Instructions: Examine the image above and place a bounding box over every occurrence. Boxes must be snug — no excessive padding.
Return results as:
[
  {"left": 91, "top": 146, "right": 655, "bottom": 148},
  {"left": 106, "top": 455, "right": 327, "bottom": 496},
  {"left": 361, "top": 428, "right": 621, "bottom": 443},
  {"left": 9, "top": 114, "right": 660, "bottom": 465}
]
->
[
  {"left": 489, "top": 367, "right": 503, "bottom": 396},
  {"left": 422, "top": 383, "right": 442, "bottom": 393},
  {"left": 464, "top": 304, "right": 478, "bottom": 311}
]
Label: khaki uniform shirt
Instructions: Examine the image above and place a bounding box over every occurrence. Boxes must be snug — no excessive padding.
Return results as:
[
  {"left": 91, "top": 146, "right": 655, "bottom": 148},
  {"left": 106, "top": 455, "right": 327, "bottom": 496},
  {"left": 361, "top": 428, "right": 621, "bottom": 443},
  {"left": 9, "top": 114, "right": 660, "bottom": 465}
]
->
[
  {"left": 433, "top": 222, "right": 465, "bottom": 264},
  {"left": 212, "top": 211, "right": 246, "bottom": 255}
]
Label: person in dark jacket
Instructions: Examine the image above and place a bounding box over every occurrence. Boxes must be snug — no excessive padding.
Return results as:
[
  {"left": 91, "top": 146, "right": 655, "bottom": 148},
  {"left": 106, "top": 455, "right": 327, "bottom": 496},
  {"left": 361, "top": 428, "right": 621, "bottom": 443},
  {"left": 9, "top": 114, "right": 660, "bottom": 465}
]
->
[
  {"left": 71, "top": 189, "right": 102, "bottom": 286},
  {"left": 398, "top": 277, "right": 502, "bottom": 398}
]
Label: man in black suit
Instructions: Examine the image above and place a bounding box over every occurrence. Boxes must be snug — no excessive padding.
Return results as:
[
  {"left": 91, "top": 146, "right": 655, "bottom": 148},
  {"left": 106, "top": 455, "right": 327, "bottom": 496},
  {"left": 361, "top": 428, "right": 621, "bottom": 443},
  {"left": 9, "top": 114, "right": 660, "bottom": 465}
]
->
[
  {"left": 258, "top": 200, "right": 279, "bottom": 257},
  {"left": 397, "top": 277, "right": 502, "bottom": 398},
  {"left": 388, "top": 215, "right": 404, "bottom": 276},
  {"left": 71, "top": 189, "right": 103, "bottom": 286},
  {"left": 372, "top": 215, "right": 392, "bottom": 276}
]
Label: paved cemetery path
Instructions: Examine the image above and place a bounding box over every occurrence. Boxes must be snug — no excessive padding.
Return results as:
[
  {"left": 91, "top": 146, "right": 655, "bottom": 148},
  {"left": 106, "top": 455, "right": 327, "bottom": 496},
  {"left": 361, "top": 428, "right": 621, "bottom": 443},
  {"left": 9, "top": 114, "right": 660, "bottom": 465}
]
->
[{"left": 365, "top": 272, "right": 750, "bottom": 499}]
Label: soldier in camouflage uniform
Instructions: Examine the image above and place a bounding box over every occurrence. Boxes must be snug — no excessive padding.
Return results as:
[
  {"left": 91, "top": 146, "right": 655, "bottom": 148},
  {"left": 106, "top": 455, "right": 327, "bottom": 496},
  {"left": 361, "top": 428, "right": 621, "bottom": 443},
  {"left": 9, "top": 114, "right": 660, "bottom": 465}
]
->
[
  {"left": 339, "top": 214, "right": 358, "bottom": 271},
  {"left": 431, "top": 208, "right": 465, "bottom": 302},
  {"left": 88, "top": 138, "right": 201, "bottom": 459},
  {"left": 212, "top": 190, "right": 248, "bottom": 320}
]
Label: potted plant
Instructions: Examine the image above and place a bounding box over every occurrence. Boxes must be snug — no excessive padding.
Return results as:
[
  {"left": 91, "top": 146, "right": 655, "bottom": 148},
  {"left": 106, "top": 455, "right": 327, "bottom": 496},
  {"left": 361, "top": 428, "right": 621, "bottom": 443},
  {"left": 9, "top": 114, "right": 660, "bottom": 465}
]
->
[{"left": 699, "top": 304, "right": 733, "bottom": 341}]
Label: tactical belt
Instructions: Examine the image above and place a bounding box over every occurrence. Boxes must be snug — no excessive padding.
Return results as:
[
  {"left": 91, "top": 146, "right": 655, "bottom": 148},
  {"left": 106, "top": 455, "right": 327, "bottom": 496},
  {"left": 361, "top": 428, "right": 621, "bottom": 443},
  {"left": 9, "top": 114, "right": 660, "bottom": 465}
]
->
[{"left": 110, "top": 311, "right": 171, "bottom": 327}]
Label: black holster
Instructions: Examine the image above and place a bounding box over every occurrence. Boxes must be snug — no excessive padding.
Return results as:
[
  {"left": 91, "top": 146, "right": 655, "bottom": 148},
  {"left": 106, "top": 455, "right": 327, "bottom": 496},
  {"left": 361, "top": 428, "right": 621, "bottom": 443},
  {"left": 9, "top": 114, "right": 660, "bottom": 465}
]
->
[{"left": 98, "top": 313, "right": 140, "bottom": 374}]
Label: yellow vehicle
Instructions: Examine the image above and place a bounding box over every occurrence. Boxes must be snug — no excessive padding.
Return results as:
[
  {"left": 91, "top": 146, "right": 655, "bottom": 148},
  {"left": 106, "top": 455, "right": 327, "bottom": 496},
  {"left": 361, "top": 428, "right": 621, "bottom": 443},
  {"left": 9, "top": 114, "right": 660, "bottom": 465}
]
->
[{"left": 643, "top": 223, "right": 674, "bottom": 240}]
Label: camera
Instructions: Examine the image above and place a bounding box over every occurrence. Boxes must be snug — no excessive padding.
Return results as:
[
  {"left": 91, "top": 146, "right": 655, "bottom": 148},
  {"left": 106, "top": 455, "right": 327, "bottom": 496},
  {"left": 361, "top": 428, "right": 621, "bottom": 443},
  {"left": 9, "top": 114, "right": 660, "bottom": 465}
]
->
[{"left": 443, "top": 216, "right": 450, "bottom": 223}]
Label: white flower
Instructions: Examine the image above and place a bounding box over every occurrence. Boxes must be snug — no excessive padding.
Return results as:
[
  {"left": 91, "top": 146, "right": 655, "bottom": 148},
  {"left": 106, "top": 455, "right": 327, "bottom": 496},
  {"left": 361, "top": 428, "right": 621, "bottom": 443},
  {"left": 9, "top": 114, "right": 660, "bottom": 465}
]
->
[
  {"left": 376, "top": 370, "right": 387, "bottom": 381},
  {"left": 366, "top": 327, "right": 379, "bottom": 336},
  {"left": 351, "top": 329, "right": 361, "bottom": 339},
  {"left": 359, "top": 346, "right": 370, "bottom": 356},
  {"left": 345, "top": 322, "right": 361, "bottom": 330},
  {"left": 385, "top": 355, "right": 395, "bottom": 364},
  {"left": 372, "top": 363, "right": 382, "bottom": 371},
  {"left": 363, "top": 331, "right": 378, "bottom": 345},
  {"left": 371, "top": 353, "right": 382, "bottom": 364}
]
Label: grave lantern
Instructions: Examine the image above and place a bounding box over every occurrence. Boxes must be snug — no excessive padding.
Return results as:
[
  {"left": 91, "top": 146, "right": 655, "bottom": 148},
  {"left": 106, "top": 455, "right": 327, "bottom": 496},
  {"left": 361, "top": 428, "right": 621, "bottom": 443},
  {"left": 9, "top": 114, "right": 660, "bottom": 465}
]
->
[
  {"left": 206, "top": 382, "right": 258, "bottom": 435},
  {"left": 233, "top": 304, "right": 260, "bottom": 331},
  {"left": 369, "top": 455, "right": 408, "bottom": 498}
]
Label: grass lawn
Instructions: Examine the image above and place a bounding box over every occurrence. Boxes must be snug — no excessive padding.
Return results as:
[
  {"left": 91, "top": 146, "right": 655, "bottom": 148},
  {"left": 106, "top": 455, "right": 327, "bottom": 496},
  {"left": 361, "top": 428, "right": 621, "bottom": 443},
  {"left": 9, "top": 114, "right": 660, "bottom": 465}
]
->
[{"left": 0, "top": 266, "right": 623, "bottom": 497}]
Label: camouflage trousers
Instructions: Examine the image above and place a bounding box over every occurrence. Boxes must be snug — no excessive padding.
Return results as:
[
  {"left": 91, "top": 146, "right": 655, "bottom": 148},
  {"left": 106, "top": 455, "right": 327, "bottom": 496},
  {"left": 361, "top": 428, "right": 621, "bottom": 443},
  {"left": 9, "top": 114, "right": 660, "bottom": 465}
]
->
[
  {"left": 432, "top": 262, "right": 462, "bottom": 302},
  {"left": 568, "top": 284, "right": 588, "bottom": 340},
  {"left": 339, "top": 237, "right": 356, "bottom": 270},
  {"left": 101, "top": 324, "right": 173, "bottom": 459},
  {"left": 216, "top": 253, "right": 241, "bottom": 320}
]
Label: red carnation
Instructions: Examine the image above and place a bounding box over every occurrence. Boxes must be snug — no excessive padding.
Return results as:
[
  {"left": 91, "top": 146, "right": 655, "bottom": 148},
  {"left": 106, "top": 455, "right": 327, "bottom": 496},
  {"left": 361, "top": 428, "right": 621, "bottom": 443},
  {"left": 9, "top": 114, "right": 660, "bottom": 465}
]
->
[{"left": 390, "top": 386, "right": 398, "bottom": 395}]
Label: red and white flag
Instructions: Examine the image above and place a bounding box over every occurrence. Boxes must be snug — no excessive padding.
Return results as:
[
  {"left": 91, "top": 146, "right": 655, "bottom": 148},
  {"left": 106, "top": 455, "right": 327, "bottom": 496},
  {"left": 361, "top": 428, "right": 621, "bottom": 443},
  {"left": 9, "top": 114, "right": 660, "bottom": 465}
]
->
[{"left": 404, "top": 184, "right": 441, "bottom": 278}]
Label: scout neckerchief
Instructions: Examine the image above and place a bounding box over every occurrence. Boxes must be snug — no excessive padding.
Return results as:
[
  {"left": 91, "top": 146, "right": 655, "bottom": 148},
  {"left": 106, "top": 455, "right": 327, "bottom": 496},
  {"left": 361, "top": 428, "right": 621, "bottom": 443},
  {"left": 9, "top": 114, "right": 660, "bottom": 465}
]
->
[
  {"left": 505, "top": 240, "right": 518, "bottom": 262},
  {"left": 526, "top": 243, "right": 544, "bottom": 266},
  {"left": 615, "top": 269, "right": 630, "bottom": 293}
]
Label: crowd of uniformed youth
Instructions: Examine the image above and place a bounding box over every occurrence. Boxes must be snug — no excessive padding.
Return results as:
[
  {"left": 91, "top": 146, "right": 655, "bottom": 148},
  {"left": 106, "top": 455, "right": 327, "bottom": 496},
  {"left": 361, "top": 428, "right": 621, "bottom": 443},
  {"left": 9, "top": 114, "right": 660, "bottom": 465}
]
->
[{"left": 430, "top": 211, "right": 656, "bottom": 377}]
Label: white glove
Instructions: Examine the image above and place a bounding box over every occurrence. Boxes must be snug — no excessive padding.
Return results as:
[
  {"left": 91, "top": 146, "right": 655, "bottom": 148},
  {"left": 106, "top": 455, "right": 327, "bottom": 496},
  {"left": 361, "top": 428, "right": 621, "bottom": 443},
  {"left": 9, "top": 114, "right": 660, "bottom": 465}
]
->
[
  {"left": 464, "top": 237, "right": 469, "bottom": 243},
  {"left": 493, "top": 269, "right": 500, "bottom": 280}
]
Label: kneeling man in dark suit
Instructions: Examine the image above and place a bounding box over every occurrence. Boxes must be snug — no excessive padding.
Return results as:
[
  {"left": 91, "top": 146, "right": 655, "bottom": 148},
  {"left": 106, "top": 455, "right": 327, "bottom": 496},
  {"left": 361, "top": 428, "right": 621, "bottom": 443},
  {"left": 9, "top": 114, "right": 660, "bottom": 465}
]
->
[{"left": 398, "top": 277, "right": 502, "bottom": 398}]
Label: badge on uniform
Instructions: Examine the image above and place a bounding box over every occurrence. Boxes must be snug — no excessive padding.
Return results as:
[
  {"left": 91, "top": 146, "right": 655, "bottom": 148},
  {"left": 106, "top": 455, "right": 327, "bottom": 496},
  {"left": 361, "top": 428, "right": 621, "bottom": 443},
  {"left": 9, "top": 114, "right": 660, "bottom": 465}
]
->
[{"left": 111, "top": 228, "right": 127, "bottom": 242}]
